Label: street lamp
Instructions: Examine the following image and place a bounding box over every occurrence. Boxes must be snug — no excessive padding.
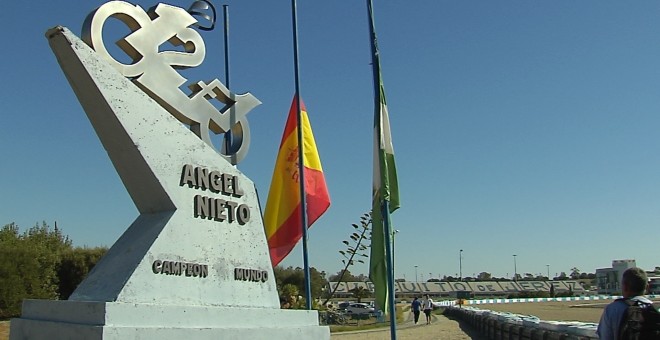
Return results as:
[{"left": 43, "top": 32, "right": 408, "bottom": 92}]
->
[
  {"left": 392, "top": 229, "right": 400, "bottom": 280},
  {"left": 459, "top": 249, "right": 463, "bottom": 282},
  {"left": 414, "top": 265, "right": 418, "bottom": 282},
  {"left": 513, "top": 255, "right": 517, "bottom": 282},
  {"left": 546, "top": 264, "right": 550, "bottom": 279}
]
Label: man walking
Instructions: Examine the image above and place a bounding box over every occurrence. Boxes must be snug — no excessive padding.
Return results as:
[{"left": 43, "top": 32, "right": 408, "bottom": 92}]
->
[
  {"left": 596, "top": 267, "right": 657, "bottom": 339},
  {"left": 411, "top": 297, "right": 422, "bottom": 324}
]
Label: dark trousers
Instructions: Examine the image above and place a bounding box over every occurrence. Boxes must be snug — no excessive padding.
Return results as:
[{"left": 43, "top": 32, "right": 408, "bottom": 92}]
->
[{"left": 413, "top": 310, "right": 420, "bottom": 323}]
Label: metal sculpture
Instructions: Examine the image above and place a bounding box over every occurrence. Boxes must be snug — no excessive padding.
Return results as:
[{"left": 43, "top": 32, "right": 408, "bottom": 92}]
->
[{"left": 82, "top": 1, "right": 259, "bottom": 164}]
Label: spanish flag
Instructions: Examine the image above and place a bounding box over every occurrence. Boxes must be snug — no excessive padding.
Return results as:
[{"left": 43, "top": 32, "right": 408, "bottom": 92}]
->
[{"left": 263, "top": 96, "right": 330, "bottom": 266}]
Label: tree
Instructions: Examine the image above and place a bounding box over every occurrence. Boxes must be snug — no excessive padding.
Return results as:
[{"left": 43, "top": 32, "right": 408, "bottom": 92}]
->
[
  {"left": 274, "top": 266, "right": 304, "bottom": 289},
  {"left": 323, "top": 213, "right": 371, "bottom": 305},
  {"left": 57, "top": 247, "right": 108, "bottom": 299},
  {"left": 280, "top": 283, "right": 299, "bottom": 308},
  {"left": 0, "top": 222, "right": 73, "bottom": 318},
  {"left": 570, "top": 267, "right": 580, "bottom": 280},
  {"left": 349, "top": 286, "right": 371, "bottom": 303},
  {"left": 272, "top": 266, "right": 327, "bottom": 307},
  {"left": 477, "top": 272, "right": 492, "bottom": 281},
  {"left": 328, "top": 269, "right": 361, "bottom": 283},
  {"left": 531, "top": 274, "right": 545, "bottom": 281},
  {"left": 309, "top": 267, "right": 327, "bottom": 299}
]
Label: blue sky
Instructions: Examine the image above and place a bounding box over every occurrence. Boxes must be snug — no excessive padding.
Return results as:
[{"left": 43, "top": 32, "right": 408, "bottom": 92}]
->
[{"left": 2, "top": 1, "right": 660, "bottom": 282}]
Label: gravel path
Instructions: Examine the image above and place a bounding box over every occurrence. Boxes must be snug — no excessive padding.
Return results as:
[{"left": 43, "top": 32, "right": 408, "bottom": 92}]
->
[{"left": 331, "top": 311, "right": 486, "bottom": 340}]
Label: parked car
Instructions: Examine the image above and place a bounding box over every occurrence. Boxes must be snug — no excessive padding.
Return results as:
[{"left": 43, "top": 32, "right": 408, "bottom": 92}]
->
[
  {"left": 345, "top": 303, "right": 375, "bottom": 315},
  {"left": 337, "top": 301, "right": 351, "bottom": 311}
]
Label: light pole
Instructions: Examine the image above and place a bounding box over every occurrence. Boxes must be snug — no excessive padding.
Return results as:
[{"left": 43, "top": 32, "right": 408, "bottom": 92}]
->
[
  {"left": 414, "top": 265, "right": 418, "bottom": 282},
  {"left": 546, "top": 264, "right": 550, "bottom": 279},
  {"left": 513, "top": 255, "right": 517, "bottom": 282},
  {"left": 392, "top": 229, "right": 400, "bottom": 280},
  {"left": 459, "top": 249, "right": 463, "bottom": 282}
]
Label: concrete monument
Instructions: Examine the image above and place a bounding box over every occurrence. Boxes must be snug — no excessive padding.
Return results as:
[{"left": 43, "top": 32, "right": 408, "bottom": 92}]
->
[{"left": 10, "top": 1, "right": 329, "bottom": 339}]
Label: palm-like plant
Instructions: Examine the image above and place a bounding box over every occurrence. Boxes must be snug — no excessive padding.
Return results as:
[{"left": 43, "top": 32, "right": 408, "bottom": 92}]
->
[{"left": 322, "top": 212, "right": 371, "bottom": 306}]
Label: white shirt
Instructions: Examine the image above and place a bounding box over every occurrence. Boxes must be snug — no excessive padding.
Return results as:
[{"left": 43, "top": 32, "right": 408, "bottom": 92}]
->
[{"left": 423, "top": 298, "right": 434, "bottom": 310}]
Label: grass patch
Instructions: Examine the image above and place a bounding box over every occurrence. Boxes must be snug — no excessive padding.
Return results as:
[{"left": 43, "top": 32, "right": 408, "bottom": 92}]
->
[
  {"left": 330, "top": 322, "right": 387, "bottom": 333},
  {"left": 1, "top": 321, "right": 9, "bottom": 340},
  {"left": 329, "top": 305, "right": 405, "bottom": 333}
]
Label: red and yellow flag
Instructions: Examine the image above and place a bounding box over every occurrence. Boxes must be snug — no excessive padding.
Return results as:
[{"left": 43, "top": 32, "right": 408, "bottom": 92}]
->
[{"left": 263, "top": 96, "right": 331, "bottom": 266}]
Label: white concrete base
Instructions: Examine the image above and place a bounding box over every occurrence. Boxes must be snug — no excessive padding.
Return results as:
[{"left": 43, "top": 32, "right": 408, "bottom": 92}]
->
[{"left": 10, "top": 300, "right": 329, "bottom": 339}]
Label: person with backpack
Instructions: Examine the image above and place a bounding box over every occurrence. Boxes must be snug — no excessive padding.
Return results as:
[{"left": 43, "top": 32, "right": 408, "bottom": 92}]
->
[
  {"left": 422, "top": 294, "right": 434, "bottom": 325},
  {"left": 596, "top": 267, "right": 660, "bottom": 339}
]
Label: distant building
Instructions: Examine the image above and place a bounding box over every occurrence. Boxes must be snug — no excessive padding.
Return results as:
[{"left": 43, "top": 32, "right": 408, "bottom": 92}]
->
[
  {"left": 648, "top": 276, "right": 660, "bottom": 294},
  {"left": 595, "top": 259, "right": 636, "bottom": 294},
  {"left": 326, "top": 280, "right": 585, "bottom": 301}
]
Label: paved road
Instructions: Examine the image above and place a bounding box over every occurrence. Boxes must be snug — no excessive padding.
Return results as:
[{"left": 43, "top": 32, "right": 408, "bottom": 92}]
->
[{"left": 331, "top": 311, "right": 486, "bottom": 340}]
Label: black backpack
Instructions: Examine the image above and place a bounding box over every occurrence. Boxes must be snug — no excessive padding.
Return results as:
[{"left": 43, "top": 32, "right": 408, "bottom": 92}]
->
[{"left": 618, "top": 298, "right": 660, "bottom": 340}]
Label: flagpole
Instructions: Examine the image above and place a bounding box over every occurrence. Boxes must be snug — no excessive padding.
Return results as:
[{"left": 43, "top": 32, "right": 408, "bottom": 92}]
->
[
  {"left": 222, "top": 5, "right": 229, "bottom": 88},
  {"left": 382, "top": 201, "right": 397, "bottom": 339},
  {"left": 291, "top": 0, "right": 312, "bottom": 310},
  {"left": 221, "top": 4, "right": 237, "bottom": 164},
  {"left": 368, "top": 0, "right": 397, "bottom": 338}
]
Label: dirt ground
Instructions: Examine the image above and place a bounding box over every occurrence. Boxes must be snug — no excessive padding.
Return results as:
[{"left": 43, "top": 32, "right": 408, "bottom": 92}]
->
[
  {"left": 475, "top": 298, "right": 660, "bottom": 324},
  {"left": 332, "top": 313, "right": 486, "bottom": 340}
]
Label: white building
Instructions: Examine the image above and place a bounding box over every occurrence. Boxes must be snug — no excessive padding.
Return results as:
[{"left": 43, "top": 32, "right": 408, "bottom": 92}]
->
[
  {"left": 595, "top": 259, "right": 636, "bottom": 294},
  {"left": 648, "top": 276, "right": 660, "bottom": 294}
]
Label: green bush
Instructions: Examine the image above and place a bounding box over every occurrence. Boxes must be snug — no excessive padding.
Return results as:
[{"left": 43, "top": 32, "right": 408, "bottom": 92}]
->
[
  {"left": 507, "top": 291, "right": 551, "bottom": 299},
  {"left": 0, "top": 222, "right": 107, "bottom": 319},
  {"left": 0, "top": 222, "right": 71, "bottom": 318},
  {"left": 58, "top": 247, "right": 107, "bottom": 299}
]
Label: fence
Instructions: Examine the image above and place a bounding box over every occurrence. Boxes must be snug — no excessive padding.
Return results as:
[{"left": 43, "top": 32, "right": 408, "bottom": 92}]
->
[{"left": 434, "top": 294, "right": 659, "bottom": 307}]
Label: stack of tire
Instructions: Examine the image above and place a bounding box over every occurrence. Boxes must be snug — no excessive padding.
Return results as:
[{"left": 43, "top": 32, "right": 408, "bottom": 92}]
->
[{"left": 443, "top": 306, "right": 597, "bottom": 339}]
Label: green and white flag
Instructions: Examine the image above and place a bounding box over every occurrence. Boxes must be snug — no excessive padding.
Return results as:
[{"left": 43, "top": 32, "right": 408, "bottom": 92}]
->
[
  {"left": 369, "top": 79, "right": 400, "bottom": 315},
  {"left": 367, "top": 0, "right": 399, "bottom": 317}
]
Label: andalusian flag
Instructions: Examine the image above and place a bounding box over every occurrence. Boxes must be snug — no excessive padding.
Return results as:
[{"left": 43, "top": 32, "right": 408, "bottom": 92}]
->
[
  {"left": 263, "top": 96, "right": 331, "bottom": 266},
  {"left": 369, "top": 81, "right": 400, "bottom": 314},
  {"left": 368, "top": 0, "right": 399, "bottom": 315}
]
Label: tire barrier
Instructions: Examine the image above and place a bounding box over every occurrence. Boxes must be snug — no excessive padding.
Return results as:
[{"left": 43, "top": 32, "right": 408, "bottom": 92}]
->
[{"left": 443, "top": 306, "right": 599, "bottom": 339}]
